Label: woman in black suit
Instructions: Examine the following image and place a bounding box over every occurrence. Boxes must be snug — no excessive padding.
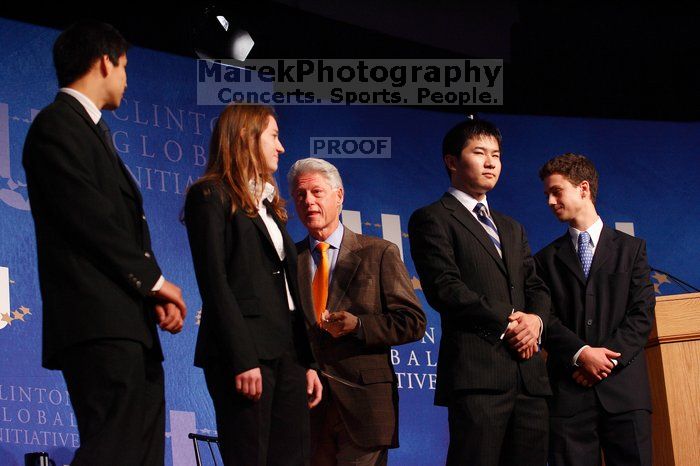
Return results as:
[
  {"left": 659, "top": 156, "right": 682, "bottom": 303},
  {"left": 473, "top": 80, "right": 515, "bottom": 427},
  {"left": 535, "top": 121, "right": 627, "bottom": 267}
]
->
[{"left": 184, "top": 104, "right": 322, "bottom": 466}]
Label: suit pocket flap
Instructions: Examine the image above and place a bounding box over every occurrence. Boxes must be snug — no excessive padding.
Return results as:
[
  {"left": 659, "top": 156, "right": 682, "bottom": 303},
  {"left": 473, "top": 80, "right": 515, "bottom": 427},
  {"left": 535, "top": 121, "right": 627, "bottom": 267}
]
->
[
  {"left": 360, "top": 367, "right": 394, "bottom": 384},
  {"left": 237, "top": 297, "right": 260, "bottom": 316}
]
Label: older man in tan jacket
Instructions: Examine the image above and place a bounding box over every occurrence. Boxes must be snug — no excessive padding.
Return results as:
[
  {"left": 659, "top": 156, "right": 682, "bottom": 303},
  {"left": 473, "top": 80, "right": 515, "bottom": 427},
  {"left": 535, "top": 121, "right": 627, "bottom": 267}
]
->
[{"left": 288, "top": 158, "right": 426, "bottom": 466}]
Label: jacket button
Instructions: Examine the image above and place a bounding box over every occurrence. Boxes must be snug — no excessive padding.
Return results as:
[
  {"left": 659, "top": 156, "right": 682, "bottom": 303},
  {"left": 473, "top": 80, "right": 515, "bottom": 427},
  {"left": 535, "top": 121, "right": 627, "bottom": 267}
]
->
[
  {"left": 144, "top": 252, "right": 151, "bottom": 258},
  {"left": 135, "top": 280, "right": 142, "bottom": 288},
  {"left": 142, "top": 214, "right": 146, "bottom": 220},
  {"left": 586, "top": 319, "right": 593, "bottom": 326}
]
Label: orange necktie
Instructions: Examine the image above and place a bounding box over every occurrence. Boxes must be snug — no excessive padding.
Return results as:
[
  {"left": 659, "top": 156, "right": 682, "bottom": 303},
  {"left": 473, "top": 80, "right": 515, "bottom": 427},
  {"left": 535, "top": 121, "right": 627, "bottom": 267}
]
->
[{"left": 312, "top": 242, "right": 330, "bottom": 323}]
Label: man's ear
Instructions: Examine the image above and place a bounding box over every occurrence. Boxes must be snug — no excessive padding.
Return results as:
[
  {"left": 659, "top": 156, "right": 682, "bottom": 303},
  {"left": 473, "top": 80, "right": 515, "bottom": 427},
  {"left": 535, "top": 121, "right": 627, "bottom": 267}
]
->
[
  {"left": 336, "top": 186, "right": 344, "bottom": 206},
  {"left": 98, "top": 55, "right": 112, "bottom": 77},
  {"left": 579, "top": 180, "right": 591, "bottom": 199},
  {"left": 444, "top": 154, "right": 457, "bottom": 172}
]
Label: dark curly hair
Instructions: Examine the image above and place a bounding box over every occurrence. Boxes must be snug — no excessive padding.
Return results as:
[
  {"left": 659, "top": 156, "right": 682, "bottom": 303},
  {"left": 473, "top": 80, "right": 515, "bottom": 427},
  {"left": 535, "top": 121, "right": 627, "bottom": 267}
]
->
[{"left": 539, "top": 153, "right": 599, "bottom": 203}]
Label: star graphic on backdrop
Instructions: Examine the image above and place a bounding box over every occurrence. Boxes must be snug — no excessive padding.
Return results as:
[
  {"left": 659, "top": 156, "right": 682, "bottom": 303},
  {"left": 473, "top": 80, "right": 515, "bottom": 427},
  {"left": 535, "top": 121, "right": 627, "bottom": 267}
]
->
[
  {"left": 19, "top": 306, "right": 31, "bottom": 315},
  {"left": 653, "top": 283, "right": 661, "bottom": 294},
  {"left": 195, "top": 309, "right": 202, "bottom": 326},
  {"left": 1, "top": 313, "right": 13, "bottom": 325},
  {"left": 411, "top": 276, "right": 422, "bottom": 291},
  {"left": 402, "top": 232, "right": 409, "bottom": 238},
  {"left": 651, "top": 272, "right": 670, "bottom": 285},
  {"left": 11, "top": 310, "right": 25, "bottom": 321}
]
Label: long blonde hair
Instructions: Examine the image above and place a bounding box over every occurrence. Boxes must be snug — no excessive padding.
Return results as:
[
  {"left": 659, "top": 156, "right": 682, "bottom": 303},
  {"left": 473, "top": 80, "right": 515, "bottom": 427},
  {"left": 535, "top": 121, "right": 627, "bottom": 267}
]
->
[{"left": 194, "top": 104, "right": 287, "bottom": 221}]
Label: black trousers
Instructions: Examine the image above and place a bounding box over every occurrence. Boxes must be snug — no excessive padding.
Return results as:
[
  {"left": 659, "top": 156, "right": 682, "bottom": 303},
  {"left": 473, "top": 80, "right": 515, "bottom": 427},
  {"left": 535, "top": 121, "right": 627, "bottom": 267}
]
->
[
  {"left": 549, "top": 390, "right": 652, "bottom": 466},
  {"left": 61, "top": 339, "right": 165, "bottom": 466},
  {"left": 445, "top": 376, "right": 548, "bottom": 466},
  {"left": 204, "top": 345, "right": 310, "bottom": 466}
]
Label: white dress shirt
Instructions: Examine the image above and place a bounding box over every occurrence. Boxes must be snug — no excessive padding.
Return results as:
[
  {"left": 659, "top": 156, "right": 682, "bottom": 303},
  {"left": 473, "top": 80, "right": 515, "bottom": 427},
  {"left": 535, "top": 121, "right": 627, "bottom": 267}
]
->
[
  {"left": 569, "top": 216, "right": 603, "bottom": 257},
  {"left": 448, "top": 186, "right": 494, "bottom": 222}
]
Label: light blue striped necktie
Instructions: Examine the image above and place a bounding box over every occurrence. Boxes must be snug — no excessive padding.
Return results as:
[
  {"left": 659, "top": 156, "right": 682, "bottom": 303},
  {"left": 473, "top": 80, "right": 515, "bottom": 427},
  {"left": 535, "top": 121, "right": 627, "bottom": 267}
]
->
[
  {"left": 578, "top": 231, "right": 593, "bottom": 278},
  {"left": 474, "top": 202, "right": 502, "bottom": 258}
]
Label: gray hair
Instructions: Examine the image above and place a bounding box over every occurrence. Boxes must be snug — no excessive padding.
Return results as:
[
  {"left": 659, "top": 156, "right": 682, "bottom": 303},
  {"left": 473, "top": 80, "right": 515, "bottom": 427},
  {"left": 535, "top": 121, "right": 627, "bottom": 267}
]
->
[{"left": 287, "top": 157, "right": 344, "bottom": 192}]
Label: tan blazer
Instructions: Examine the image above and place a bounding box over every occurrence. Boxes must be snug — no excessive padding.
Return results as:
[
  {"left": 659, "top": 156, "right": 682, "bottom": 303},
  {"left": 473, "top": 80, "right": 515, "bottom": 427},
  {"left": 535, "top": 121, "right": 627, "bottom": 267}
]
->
[{"left": 297, "top": 227, "right": 426, "bottom": 449}]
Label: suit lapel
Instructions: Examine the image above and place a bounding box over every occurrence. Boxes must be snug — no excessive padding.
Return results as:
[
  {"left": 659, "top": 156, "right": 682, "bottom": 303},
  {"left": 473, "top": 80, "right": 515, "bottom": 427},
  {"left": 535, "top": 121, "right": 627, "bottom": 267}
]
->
[
  {"left": 58, "top": 93, "right": 109, "bottom": 154},
  {"left": 296, "top": 239, "right": 317, "bottom": 326},
  {"left": 327, "top": 228, "right": 361, "bottom": 312},
  {"left": 275, "top": 212, "right": 302, "bottom": 304},
  {"left": 491, "top": 211, "right": 517, "bottom": 279},
  {"left": 251, "top": 203, "right": 295, "bottom": 267},
  {"left": 58, "top": 93, "right": 143, "bottom": 204},
  {"left": 588, "top": 226, "right": 615, "bottom": 278},
  {"left": 441, "top": 194, "right": 506, "bottom": 274},
  {"left": 270, "top": 201, "right": 297, "bottom": 259},
  {"left": 251, "top": 213, "right": 276, "bottom": 252},
  {"left": 554, "top": 232, "right": 586, "bottom": 285},
  {"left": 114, "top": 156, "right": 143, "bottom": 204}
]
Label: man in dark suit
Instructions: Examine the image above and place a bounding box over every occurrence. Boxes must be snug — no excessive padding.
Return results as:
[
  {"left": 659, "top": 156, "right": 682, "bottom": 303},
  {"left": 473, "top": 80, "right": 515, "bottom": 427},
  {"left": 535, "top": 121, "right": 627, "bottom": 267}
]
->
[
  {"left": 535, "top": 154, "right": 655, "bottom": 466},
  {"left": 22, "top": 21, "right": 186, "bottom": 466},
  {"left": 408, "top": 119, "right": 551, "bottom": 466},
  {"left": 288, "top": 158, "right": 426, "bottom": 466}
]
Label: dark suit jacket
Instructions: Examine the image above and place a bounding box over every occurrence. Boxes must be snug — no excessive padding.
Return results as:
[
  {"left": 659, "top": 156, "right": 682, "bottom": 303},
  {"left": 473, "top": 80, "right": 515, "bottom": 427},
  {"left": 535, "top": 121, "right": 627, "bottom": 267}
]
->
[
  {"left": 408, "top": 193, "right": 551, "bottom": 405},
  {"left": 185, "top": 181, "right": 313, "bottom": 374},
  {"left": 535, "top": 226, "right": 655, "bottom": 416},
  {"left": 296, "top": 227, "right": 426, "bottom": 449},
  {"left": 23, "top": 92, "right": 163, "bottom": 369}
]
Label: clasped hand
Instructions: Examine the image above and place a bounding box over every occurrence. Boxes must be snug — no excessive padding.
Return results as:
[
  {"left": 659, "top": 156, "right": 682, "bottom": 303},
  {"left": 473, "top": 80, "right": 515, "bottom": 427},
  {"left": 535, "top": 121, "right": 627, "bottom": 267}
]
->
[
  {"left": 572, "top": 346, "right": 621, "bottom": 387},
  {"left": 504, "top": 311, "right": 541, "bottom": 360},
  {"left": 320, "top": 310, "right": 358, "bottom": 338},
  {"left": 152, "top": 280, "right": 187, "bottom": 334}
]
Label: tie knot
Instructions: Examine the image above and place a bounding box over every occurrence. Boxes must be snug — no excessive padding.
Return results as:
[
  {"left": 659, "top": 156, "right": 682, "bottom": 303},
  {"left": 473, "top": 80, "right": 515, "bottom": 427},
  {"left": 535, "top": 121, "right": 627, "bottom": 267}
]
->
[
  {"left": 316, "top": 242, "right": 330, "bottom": 253},
  {"left": 578, "top": 231, "right": 591, "bottom": 246},
  {"left": 474, "top": 203, "right": 487, "bottom": 216}
]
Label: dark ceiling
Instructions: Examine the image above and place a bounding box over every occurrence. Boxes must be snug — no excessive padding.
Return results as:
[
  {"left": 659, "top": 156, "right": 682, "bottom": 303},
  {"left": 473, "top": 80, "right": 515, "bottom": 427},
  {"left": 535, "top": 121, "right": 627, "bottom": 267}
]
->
[{"left": 2, "top": 1, "right": 699, "bottom": 121}]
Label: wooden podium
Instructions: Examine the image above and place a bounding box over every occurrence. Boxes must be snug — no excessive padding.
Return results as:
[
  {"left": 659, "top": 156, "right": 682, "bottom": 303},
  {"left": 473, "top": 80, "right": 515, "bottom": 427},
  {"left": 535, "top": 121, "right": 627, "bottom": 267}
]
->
[{"left": 646, "top": 292, "right": 700, "bottom": 465}]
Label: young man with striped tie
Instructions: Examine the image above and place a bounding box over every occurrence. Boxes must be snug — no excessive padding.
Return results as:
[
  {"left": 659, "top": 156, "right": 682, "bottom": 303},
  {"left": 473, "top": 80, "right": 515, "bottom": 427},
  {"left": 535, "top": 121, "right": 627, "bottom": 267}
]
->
[{"left": 409, "top": 119, "right": 551, "bottom": 466}]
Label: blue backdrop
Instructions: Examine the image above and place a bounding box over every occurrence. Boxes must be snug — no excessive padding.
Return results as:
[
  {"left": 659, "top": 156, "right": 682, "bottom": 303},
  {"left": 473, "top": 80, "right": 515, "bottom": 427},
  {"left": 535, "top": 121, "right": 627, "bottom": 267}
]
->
[{"left": 1, "top": 18, "right": 698, "bottom": 466}]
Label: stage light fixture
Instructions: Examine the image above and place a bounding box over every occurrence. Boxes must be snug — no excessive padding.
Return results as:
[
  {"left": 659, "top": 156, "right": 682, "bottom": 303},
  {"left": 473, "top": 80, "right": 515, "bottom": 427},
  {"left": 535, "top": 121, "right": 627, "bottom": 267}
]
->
[{"left": 193, "top": 5, "right": 255, "bottom": 61}]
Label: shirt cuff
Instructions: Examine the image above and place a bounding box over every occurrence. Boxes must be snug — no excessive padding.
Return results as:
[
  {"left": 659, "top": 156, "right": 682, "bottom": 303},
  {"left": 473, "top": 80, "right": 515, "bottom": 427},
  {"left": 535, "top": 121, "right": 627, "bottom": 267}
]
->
[
  {"left": 535, "top": 315, "right": 544, "bottom": 344},
  {"left": 572, "top": 345, "right": 590, "bottom": 366},
  {"left": 353, "top": 316, "right": 365, "bottom": 340},
  {"left": 499, "top": 308, "right": 516, "bottom": 340},
  {"left": 151, "top": 275, "right": 165, "bottom": 293}
]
